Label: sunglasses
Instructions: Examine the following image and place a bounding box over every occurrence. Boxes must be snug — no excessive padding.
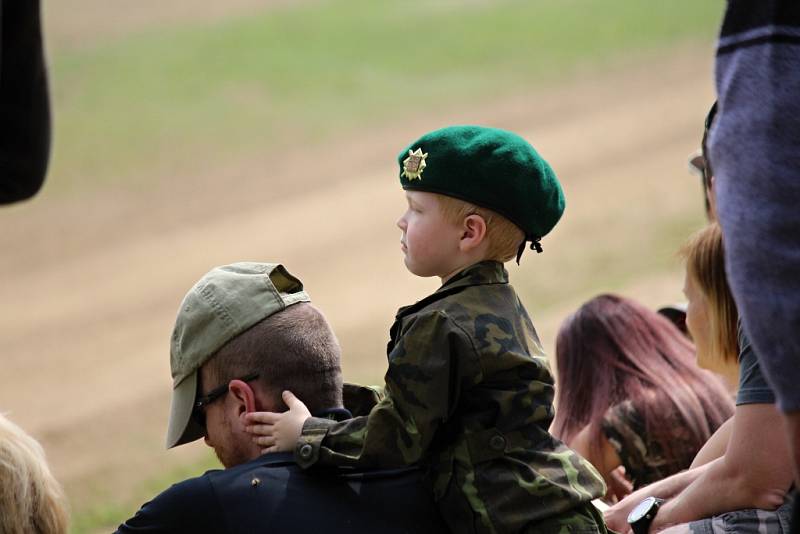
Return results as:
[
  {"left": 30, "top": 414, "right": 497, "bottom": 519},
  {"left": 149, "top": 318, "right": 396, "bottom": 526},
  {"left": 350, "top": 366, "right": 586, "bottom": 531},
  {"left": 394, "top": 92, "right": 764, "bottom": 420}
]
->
[
  {"left": 691, "top": 101, "right": 718, "bottom": 218},
  {"left": 192, "top": 371, "right": 260, "bottom": 427},
  {"left": 700, "top": 102, "right": 718, "bottom": 185}
]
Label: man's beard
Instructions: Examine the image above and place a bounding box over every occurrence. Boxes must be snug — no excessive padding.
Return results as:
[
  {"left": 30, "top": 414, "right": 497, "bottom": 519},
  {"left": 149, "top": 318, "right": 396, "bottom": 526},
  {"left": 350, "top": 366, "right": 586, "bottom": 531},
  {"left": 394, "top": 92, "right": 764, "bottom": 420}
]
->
[{"left": 212, "top": 411, "right": 254, "bottom": 468}]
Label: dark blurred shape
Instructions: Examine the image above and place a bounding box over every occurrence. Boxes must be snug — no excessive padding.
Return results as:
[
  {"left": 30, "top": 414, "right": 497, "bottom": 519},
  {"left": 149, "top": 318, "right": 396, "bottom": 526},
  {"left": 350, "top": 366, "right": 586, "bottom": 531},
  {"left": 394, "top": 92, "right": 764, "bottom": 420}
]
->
[
  {"left": 657, "top": 303, "right": 688, "bottom": 337},
  {"left": 687, "top": 102, "right": 718, "bottom": 221},
  {"left": 0, "top": 0, "right": 51, "bottom": 204}
]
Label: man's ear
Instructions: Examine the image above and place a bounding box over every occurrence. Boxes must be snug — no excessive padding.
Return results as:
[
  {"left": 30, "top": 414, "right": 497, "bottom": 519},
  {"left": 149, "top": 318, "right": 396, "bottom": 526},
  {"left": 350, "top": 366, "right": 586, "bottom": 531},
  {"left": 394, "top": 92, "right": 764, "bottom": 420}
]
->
[
  {"left": 460, "top": 214, "right": 487, "bottom": 252},
  {"left": 228, "top": 380, "right": 257, "bottom": 417}
]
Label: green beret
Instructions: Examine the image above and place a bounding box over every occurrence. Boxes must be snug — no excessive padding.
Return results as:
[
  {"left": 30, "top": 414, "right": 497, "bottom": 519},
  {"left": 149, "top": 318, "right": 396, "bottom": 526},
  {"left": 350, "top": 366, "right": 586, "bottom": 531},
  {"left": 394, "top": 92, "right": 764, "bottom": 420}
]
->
[{"left": 397, "top": 125, "right": 565, "bottom": 247}]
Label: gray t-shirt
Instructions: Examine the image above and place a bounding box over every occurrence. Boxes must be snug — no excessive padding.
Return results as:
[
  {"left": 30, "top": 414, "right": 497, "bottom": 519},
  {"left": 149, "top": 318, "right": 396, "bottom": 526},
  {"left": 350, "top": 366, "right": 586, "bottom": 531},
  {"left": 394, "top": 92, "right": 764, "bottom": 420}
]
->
[
  {"left": 711, "top": 0, "right": 800, "bottom": 413},
  {"left": 736, "top": 324, "right": 776, "bottom": 406}
]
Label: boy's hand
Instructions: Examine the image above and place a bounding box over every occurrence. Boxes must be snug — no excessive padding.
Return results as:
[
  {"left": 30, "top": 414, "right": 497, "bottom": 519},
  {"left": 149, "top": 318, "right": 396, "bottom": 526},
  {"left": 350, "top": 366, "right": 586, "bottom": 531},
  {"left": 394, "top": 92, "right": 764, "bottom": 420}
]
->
[{"left": 245, "top": 391, "right": 311, "bottom": 454}]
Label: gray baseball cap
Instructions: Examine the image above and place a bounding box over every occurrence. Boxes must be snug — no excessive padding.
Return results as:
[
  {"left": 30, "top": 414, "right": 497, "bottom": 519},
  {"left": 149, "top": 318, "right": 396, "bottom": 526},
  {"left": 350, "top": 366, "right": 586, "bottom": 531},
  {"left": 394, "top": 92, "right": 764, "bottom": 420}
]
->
[{"left": 166, "top": 262, "right": 310, "bottom": 448}]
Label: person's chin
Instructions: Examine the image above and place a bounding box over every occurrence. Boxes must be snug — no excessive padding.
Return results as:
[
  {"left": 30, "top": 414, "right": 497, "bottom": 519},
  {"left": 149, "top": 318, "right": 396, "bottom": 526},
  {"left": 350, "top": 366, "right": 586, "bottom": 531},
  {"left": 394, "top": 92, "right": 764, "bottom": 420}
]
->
[{"left": 404, "top": 260, "right": 430, "bottom": 278}]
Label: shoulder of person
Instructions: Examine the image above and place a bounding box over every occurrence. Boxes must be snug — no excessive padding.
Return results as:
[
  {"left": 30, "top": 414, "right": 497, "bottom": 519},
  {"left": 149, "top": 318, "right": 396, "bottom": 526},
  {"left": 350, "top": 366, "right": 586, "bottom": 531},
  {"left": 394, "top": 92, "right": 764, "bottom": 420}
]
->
[{"left": 116, "top": 473, "right": 224, "bottom": 533}]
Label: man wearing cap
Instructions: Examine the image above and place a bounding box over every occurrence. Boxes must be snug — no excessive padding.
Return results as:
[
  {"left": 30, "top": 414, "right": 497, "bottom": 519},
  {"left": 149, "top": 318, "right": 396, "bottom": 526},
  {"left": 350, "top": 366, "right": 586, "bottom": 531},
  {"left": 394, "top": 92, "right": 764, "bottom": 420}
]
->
[{"left": 115, "top": 262, "right": 446, "bottom": 533}]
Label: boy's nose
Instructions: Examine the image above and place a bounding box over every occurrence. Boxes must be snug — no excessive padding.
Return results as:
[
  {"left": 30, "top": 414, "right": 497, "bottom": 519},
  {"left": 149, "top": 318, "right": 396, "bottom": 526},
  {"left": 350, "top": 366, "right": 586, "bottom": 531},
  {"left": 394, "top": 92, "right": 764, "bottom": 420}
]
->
[{"left": 396, "top": 216, "right": 406, "bottom": 230}]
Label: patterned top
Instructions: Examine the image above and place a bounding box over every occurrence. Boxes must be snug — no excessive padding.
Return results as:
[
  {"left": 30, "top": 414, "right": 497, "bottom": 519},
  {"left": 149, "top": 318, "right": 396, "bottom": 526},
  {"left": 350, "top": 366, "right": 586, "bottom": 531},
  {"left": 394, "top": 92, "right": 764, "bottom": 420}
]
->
[{"left": 601, "top": 399, "right": 708, "bottom": 489}]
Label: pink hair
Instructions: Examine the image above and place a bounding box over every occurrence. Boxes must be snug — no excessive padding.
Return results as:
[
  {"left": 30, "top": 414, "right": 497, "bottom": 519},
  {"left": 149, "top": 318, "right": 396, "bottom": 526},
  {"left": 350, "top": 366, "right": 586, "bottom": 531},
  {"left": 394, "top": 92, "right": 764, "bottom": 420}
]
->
[{"left": 551, "top": 294, "right": 733, "bottom": 465}]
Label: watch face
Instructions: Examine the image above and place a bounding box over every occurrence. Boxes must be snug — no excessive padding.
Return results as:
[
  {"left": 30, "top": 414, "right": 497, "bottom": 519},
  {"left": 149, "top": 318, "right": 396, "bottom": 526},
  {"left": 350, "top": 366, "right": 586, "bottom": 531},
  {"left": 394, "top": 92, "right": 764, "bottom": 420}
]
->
[{"left": 628, "top": 496, "right": 657, "bottom": 523}]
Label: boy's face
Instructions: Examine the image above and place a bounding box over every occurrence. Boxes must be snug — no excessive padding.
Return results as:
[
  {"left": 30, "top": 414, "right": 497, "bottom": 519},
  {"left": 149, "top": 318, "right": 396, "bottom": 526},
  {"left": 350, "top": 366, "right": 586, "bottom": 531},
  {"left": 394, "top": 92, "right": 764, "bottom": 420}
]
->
[{"left": 397, "top": 191, "right": 462, "bottom": 279}]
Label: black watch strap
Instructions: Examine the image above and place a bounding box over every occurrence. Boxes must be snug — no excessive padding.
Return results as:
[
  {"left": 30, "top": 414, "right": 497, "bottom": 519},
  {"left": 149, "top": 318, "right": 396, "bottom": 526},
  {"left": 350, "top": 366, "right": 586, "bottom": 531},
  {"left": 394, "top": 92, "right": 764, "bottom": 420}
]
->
[{"left": 628, "top": 497, "right": 664, "bottom": 534}]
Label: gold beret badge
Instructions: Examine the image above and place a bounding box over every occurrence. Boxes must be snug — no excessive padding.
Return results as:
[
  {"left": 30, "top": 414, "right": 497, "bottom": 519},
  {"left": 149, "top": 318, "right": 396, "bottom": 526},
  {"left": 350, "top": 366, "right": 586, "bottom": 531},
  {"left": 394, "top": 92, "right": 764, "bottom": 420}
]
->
[{"left": 402, "top": 148, "right": 428, "bottom": 181}]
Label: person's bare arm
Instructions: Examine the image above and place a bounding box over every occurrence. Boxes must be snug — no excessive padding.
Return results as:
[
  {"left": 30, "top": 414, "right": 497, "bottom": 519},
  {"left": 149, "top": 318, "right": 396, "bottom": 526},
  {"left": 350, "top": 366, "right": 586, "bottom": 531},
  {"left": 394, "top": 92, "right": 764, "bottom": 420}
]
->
[
  {"left": 689, "top": 417, "right": 732, "bottom": 468},
  {"left": 606, "top": 466, "right": 634, "bottom": 503},
  {"left": 651, "top": 403, "right": 791, "bottom": 531},
  {"left": 785, "top": 411, "right": 800, "bottom": 486},
  {"left": 604, "top": 461, "right": 714, "bottom": 533},
  {"left": 569, "top": 425, "right": 625, "bottom": 500}
]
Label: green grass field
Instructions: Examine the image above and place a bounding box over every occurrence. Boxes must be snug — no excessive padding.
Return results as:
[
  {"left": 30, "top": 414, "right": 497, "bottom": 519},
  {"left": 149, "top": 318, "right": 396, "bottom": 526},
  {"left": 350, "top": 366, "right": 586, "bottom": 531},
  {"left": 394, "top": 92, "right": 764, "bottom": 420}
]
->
[
  {"left": 51, "top": 0, "right": 722, "bottom": 194},
  {"left": 39, "top": 1, "right": 725, "bottom": 531}
]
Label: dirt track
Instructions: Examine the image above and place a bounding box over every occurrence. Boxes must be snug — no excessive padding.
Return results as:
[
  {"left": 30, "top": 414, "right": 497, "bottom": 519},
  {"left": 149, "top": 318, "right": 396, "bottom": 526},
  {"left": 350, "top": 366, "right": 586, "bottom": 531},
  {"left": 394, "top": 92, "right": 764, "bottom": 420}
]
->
[
  {"left": 0, "top": 46, "right": 713, "bottom": 513},
  {"left": 44, "top": 0, "right": 311, "bottom": 50}
]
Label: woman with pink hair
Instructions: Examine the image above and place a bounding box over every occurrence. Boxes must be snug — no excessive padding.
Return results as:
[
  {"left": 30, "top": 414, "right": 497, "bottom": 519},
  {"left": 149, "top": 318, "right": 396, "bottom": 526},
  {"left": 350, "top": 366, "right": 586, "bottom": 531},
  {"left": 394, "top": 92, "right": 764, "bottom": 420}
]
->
[{"left": 551, "top": 294, "right": 733, "bottom": 498}]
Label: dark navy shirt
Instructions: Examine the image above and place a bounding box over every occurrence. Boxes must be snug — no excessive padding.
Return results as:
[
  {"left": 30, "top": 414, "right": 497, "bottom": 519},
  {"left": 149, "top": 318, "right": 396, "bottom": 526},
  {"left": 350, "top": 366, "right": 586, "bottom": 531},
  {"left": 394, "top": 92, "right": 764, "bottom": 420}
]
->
[
  {"left": 115, "top": 452, "right": 447, "bottom": 533},
  {"left": 736, "top": 324, "right": 776, "bottom": 406}
]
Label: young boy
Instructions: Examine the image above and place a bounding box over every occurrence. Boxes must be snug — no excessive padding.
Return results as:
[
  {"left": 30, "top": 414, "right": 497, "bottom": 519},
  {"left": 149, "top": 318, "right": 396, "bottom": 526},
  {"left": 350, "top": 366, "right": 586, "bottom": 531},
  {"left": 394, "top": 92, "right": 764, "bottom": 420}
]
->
[{"left": 246, "top": 126, "right": 607, "bottom": 533}]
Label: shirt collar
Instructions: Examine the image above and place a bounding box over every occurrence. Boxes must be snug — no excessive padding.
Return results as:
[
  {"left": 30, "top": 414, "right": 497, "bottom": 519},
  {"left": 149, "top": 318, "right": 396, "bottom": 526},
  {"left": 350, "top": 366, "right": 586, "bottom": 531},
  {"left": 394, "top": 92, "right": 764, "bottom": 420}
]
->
[
  {"left": 438, "top": 260, "right": 508, "bottom": 292},
  {"left": 394, "top": 261, "right": 508, "bottom": 321}
]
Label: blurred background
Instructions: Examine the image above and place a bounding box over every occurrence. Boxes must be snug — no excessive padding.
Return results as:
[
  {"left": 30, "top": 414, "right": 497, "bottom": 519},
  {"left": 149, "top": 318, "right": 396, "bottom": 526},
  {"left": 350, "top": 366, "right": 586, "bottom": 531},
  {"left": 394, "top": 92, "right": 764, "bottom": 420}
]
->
[{"left": 1, "top": 1, "right": 722, "bottom": 531}]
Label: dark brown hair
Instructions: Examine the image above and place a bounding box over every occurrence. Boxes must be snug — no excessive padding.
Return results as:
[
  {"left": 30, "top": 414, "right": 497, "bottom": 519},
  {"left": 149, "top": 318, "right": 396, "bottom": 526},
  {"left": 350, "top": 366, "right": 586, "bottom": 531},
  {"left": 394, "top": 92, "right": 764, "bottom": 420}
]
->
[
  {"left": 551, "top": 294, "right": 733, "bottom": 465},
  {"left": 206, "top": 302, "right": 343, "bottom": 414}
]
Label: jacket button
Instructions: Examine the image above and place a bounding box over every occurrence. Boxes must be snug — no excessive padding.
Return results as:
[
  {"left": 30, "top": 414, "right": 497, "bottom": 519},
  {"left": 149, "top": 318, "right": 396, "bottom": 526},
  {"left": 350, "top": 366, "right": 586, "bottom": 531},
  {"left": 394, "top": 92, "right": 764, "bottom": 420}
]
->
[
  {"left": 489, "top": 434, "right": 506, "bottom": 452},
  {"left": 299, "top": 443, "right": 314, "bottom": 459}
]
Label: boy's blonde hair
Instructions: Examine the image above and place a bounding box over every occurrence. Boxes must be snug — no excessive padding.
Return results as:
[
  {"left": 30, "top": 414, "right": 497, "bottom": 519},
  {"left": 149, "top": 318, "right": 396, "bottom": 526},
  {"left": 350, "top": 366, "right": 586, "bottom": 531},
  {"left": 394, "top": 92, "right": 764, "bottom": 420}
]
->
[
  {"left": 680, "top": 223, "right": 739, "bottom": 365},
  {"left": 437, "top": 194, "right": 524, "bottom": 262},
  {"left": 0, "top": 414, "right": 69, "bottom": 534}
]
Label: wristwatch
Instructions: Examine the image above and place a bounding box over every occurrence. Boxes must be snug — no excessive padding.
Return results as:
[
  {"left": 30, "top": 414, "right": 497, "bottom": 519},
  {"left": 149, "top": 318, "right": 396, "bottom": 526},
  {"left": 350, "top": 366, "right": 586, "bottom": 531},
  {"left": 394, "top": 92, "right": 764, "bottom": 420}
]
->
[{"left": 627, "top": 496, "right": 664, "bottom": 534}]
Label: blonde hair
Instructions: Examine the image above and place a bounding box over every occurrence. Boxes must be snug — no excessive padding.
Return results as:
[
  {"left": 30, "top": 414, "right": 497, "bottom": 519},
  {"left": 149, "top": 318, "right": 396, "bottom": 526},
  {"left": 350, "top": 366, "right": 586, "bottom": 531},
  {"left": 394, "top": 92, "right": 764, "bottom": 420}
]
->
[
  {"left": 0, "top": 414, "right": 69, "bottom": 534},
  {"left": 436, "top": 195, "right": 524, "bottom": 262},
  {"left": 681, "top": 223, "right": 739, "bottom": 365}
]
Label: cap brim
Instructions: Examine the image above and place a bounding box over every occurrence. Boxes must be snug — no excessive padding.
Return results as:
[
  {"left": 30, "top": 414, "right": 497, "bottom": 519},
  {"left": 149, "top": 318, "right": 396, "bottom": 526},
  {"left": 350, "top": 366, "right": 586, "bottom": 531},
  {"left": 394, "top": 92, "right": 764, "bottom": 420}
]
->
[{"left": 165, "top": 370, "right": 205, "bottom": 449}]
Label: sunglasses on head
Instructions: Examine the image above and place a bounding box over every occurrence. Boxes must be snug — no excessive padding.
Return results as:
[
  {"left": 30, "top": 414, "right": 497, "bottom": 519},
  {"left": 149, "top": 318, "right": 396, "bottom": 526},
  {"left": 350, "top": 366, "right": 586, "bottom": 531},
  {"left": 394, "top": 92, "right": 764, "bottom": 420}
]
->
[{"left": 192, "top": 371, "right": 260, "bottom": 427}]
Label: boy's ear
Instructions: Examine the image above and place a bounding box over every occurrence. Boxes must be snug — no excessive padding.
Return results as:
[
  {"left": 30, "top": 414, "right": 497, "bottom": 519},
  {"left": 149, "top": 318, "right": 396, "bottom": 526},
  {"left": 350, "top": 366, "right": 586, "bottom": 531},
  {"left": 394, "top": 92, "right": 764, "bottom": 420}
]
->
[{"left": 460, "top": 214, "right": 487, "bottom": 251}]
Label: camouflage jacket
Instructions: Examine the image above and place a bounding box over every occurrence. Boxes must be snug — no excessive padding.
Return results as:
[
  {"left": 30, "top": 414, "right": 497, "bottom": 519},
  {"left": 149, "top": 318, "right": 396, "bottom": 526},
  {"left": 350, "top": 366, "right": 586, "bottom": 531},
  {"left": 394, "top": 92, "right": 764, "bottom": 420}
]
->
[
  {"left": 296, "top": 261, "right": 606, "bottom": 533},
  {"left": 601, "top": 398, "right": 717, "bottom": 490}
]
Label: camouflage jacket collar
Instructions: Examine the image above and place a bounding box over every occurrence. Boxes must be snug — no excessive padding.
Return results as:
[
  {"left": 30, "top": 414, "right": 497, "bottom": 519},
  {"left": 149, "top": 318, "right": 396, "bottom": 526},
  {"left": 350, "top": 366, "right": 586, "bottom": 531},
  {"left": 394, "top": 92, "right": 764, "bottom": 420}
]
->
[
  {"left": 395, "top": 261, "right": 508, "bottom": 321},
  {"left": 440, "top": 260, "right": 508, "bottom": 292}
]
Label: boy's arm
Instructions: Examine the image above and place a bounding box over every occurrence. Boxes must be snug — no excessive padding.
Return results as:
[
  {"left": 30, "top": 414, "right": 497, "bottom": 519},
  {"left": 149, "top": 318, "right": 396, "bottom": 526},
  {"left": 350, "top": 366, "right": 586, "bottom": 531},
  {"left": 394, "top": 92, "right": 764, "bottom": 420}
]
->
[
  {"left": 342, "top": 383, "right": 386, "bottom": 417},
  {"left": 297, "top": 311, "right": 481, "bottom": 469},
  {"left": 245, "top": 384, "right": 386, "bottom": 453}
]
